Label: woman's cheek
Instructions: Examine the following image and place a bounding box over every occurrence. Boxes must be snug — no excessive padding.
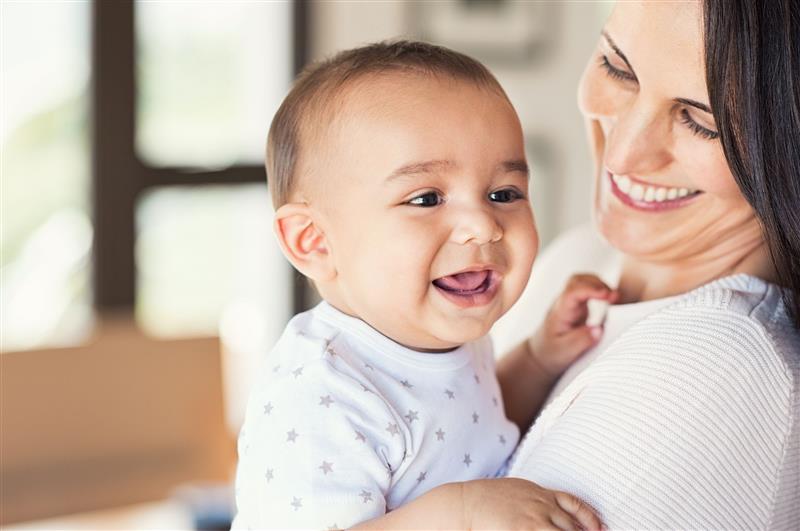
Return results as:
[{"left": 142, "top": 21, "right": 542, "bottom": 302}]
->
[{"left": 677, "top": 139, "right": 742, "bottom": 199}]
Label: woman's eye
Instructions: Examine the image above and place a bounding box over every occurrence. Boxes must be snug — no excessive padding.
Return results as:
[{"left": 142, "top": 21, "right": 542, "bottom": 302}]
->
[
  {"left": 407, "top": 191, "right": 443, "bottom": 207},
  {"left": 680, "top": 109, "right": 720, "bottom": 140},
  {"left": 599, "top": 55, "right": 637, "bottom": 83},
  {"left": 489, "top": 189, "right": 523, "bottom": 203}
]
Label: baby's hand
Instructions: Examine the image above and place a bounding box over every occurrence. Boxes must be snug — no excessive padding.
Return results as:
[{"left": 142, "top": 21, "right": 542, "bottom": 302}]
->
[
  {"left": 463, "top": 478, "right": 603, "bottom": 530},
  {"left": 528, "top": 274, "right": 618, "bottom": 377}
]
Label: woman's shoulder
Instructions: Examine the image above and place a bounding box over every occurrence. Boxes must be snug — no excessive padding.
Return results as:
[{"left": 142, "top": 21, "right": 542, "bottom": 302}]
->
[{"left": 607, "top": 273, "right": 799, "bottom": 398}]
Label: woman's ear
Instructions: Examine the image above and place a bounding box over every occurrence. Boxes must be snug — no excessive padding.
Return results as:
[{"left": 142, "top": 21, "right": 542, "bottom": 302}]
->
[{"left": 273, "top": 203, "right": 336, "bottom": 282}]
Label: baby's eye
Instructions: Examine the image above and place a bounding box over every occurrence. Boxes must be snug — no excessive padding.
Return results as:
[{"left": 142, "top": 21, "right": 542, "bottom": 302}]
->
[
  {"left": 407, "top": 191, "right": 443, "bottom": 207},
  {"left": 489, "top": 188, "right": 524, "bottom": 203}
]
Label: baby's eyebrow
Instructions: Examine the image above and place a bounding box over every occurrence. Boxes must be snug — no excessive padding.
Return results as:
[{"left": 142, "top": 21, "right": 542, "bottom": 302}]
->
[
  {"left": 502, "top": 159, "right": 529, "bottom": 177},
  {"left": 385, "top": 159, "right": 455, "bottom": 182},
  {"left": 385, "top": 159, "right": 529, "bottom": 182}
]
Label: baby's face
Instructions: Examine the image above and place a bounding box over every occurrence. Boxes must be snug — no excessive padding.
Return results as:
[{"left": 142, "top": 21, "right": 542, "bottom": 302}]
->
[{"left": 314, "top": 75, "right": 538, "bottom": 351}]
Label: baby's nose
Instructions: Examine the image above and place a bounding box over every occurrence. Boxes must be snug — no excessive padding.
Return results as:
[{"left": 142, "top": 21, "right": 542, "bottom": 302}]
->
[{"left": 450, "top": 205, "right": 503, "bottom": 245}]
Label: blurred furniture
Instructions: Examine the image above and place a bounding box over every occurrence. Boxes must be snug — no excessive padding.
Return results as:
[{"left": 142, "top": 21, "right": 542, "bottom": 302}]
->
[{"left": 0, "top": 316, "right": 235, "bottom": 525}]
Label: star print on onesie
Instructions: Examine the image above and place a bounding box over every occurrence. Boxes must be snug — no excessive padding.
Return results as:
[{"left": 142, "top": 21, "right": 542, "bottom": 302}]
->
[{"left": 232, "top": 302, "right": 519, "bottom": 530}]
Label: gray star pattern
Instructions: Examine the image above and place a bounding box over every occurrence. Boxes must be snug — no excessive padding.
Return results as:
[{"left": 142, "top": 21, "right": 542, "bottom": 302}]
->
[
  {"left": 404, "top": 410, "right": 419, "bottom": 423},
  {"left": 416, "top": 471, "right": 427, "bottom": 482},
  {"left": 386, "top": 422, "right": 400, "bottom": 436},
  {"left": 445, "top": 389, "right": 455, "bottom": 399},
  {"left": 292, "top": 366, "right": 304, "bottom": 378},
  {"left": 400, "top": 379, "right": 413, "bottom": 389},
  {"left": 263, "top": 402, "right": 273, "bottom": 415},
  {"left": 291, "top": 497, "right": 303, "bottom": 511},
  {"left": 463, "top": 453, "right": 472, "bottom": 467},
  {"left": 319, "top": 461, "right": 333, "bottom": 475},
  {"left": 472, "top": 412, "right": 479, "bottom": 424},
  {"left": 435, "top": 428, "right": 445, "bottom": 441},
  {"left": 474, "top": 373, "right": 480, "bottom": 384},
  {"left": 319, "top": 395, "right": 334, "bottom": 408},
  {"left": 499, "top": 434, "right": 506, "bottom": 445},
  {"left": 287, "top": 429, "right": 299, "bottom": 443},
  {"left": 359, "top": 490, "right": 373, "bottom": 503},
  {"left": 265, "top": 468, "right": 274, "bottom": 482}
]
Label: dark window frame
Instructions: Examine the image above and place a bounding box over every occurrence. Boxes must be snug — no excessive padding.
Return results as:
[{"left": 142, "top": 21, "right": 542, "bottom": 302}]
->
[{"left": 91, "top": 0, "right": 309, "bottom": 318}]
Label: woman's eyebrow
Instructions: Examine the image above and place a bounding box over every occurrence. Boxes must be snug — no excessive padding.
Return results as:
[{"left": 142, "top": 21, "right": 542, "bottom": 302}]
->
[
  {"left": 601, "top": 30, "right": 637, "bottom": 76},
  {"left": 675, "top": 97, "right": 713, "bottom": 114}
]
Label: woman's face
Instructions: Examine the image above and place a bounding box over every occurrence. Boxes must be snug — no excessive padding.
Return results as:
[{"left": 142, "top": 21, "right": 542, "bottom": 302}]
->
[{"left": 579, "top": 1, "right": 763, "bottom": 263}]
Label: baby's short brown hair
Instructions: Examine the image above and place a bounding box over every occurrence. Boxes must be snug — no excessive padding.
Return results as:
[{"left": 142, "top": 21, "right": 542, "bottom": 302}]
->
[{"left": 266, "top": 40, "right": 508, "bottom": 208}]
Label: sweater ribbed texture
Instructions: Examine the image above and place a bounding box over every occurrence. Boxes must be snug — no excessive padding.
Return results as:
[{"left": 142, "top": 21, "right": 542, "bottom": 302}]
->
[{"left": 509, "top": 274, "right": 799, "bottom": 530}]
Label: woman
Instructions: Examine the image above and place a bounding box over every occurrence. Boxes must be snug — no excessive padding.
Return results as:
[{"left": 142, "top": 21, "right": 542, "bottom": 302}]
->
[{"left": 496, "top": 0, "right": 799, "bottom": 528}]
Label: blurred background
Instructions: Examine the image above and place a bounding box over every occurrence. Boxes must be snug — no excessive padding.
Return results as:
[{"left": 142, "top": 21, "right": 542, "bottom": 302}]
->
[{"left": 1, "top": 0, "right": 610, "bottom": 528}]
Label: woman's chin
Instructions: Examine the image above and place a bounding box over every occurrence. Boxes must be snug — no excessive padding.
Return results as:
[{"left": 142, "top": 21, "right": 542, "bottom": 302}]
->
[{"left": 594, "top": 204, "right": 664, "bottom": 258}]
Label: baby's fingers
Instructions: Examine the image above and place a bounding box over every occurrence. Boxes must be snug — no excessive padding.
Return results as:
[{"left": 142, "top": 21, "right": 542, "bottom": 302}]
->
[
  {"left": 549, "top": 509, "right": 582, "bottom": 531},
  {"left": 553, "top": 325, "right": 604, "bottom": 359},
  {"left": 555, "top": 491, "right": 603, "bottom": 531},
  {"left": 554, "top": 275, "right": 618, "bottom": 329},
  {"left": 563, "top": 274, "right": 618, "bottom": 305}
]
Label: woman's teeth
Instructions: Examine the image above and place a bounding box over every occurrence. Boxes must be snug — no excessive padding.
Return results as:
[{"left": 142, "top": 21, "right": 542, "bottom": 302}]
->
[{"left": 612, "top": 173, "right": 697, "bottom": 203}]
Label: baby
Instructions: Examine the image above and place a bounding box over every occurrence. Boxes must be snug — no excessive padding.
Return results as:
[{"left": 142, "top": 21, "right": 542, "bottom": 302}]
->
[{"left": 232, "top": 41, "right": 612, "bottom": 530}]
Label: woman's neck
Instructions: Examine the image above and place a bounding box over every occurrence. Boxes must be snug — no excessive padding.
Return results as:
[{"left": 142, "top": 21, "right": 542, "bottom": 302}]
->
[{"left": 617, "top": 238, "right": 776, "bottom": 304}]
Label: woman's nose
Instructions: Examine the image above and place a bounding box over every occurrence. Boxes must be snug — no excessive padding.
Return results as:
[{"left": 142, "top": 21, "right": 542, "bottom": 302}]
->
[
  {"left": 603, "top": 99, "right": 672, "bottom": 176},
  {"left": 449, "top": 203, "right": 503, "bottom": 246}
]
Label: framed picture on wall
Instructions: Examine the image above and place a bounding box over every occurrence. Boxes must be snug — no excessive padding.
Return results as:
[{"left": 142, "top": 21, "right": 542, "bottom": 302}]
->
[{"left": 412, "top": 0, "right": 558, "bottom": 66}]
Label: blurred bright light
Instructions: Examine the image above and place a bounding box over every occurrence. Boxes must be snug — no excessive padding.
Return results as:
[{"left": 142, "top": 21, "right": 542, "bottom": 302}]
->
[
  {"left": 1, "top": 0, "right": 93, "bottom": 352},
  {"left": 135, "top": 0, "right": 292, "bottom": 168}
]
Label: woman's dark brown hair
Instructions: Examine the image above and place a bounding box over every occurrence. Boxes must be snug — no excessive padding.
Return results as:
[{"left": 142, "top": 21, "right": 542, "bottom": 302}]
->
[{"left": 703, "top": 0, "right": 800, "bottom": 327}]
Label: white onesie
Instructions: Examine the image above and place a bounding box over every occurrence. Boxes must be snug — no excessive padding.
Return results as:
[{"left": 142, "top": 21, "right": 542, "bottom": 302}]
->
[{"left": 232, "top": 302, "right": 519, "bottom": 530}]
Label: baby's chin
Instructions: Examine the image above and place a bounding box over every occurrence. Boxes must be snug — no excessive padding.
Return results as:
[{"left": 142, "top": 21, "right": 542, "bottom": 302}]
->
[{"left": 424, "top": 316, "right": 495, "bottom": 349}]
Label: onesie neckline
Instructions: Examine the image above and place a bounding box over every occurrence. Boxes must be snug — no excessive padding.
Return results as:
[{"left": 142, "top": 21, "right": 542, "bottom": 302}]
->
[{"left": 314, "top": 301, "right": 474, "bottom": 371}]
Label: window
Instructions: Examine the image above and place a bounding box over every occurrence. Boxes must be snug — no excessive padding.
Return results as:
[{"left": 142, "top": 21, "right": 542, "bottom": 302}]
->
[{"left": 2, "top": 1, "right": 308, "bottom": 364}]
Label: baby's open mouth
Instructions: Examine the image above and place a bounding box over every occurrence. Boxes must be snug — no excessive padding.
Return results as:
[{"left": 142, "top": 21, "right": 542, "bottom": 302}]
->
[
  {"left": 432, "top": 269, "right": 501, "bottom": 309},
  {"left": 432, "top": 270, "right": 494, "bottom": 295}
]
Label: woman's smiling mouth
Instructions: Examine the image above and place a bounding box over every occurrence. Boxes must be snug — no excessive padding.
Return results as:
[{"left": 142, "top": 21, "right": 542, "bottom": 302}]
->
[
  {"left": 432, "top": 269, "right": 501, "bottom": 308},
  {"left": 608, "top": 170, "right": 703, "bottom": 211}
]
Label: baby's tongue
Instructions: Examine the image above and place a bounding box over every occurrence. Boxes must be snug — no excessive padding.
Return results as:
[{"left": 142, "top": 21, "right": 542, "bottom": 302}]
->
[{"left": 434, "top": 270, "right": 489, "bottom": 291}]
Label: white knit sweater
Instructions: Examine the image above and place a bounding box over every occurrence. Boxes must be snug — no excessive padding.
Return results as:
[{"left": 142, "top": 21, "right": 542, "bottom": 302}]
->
[{"left": 508, "top": 274, "right": 799, "bottom": 529}]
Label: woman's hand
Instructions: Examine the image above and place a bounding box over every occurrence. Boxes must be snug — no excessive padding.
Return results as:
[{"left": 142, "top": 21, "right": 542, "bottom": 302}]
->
[
  {"left": 463, "top": 478, "right": 603, "bottom": 531},
  {"left": 528, "top": 274, "right": 618, "bottom": 377}
]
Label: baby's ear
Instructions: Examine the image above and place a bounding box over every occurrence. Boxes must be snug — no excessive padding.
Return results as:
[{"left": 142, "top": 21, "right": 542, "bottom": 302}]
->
[{"left": 273, "top": 203, "right": 336, "bottom": 282}]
